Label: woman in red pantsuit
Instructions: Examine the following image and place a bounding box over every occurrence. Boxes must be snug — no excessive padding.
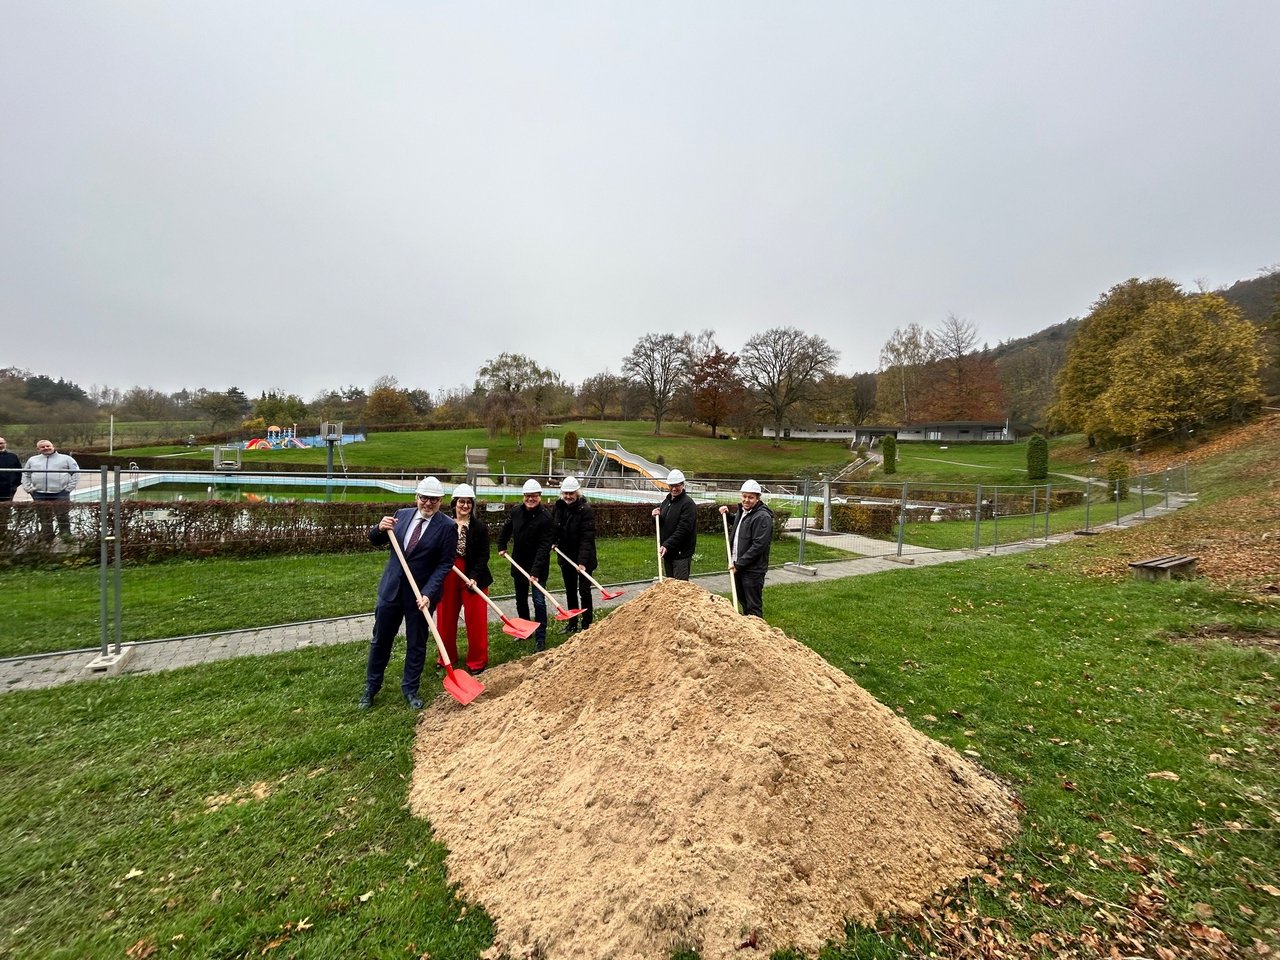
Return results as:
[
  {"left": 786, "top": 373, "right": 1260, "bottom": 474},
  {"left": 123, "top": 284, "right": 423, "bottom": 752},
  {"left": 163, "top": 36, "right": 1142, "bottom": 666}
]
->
[{"left": 434, "top": 484, "right": 492, "bottom": 673}]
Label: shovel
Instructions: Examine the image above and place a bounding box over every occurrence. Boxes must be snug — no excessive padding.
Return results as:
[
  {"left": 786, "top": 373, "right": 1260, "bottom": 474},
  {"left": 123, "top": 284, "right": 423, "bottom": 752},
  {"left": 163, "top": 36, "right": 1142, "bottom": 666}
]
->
[
  {"left": 721, "top": 510, "right": 741, "bottom": 614},
  {"left": 450, "top": 565, "right": 539, "bottom": 640},
  {"left": 654, "top": 512, "right": 664, "bottom": 583},
  {"left": 500, "top": 551, "right": 585, "bottom": 621},
  {"left": 388, "top": 531, "right": 484, "bottom": 706},
  {"left": 552, "top": 545, "right": 625, "bottom": 601}
]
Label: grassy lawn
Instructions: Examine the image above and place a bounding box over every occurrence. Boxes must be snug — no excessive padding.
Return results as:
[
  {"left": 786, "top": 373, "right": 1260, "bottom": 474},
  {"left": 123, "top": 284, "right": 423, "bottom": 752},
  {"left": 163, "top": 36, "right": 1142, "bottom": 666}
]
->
[
  {"left": 2, "top": 537, "right": 1275, "bottom": 957},
  {"left": 0, "top": 536, "right": 853, "bottom": 658},
  {"left": 887, "top": 436, "right": 1096, "bottom": 485},
  {"left": 117, "top": 420, "right": 857, "bottom": 477}
]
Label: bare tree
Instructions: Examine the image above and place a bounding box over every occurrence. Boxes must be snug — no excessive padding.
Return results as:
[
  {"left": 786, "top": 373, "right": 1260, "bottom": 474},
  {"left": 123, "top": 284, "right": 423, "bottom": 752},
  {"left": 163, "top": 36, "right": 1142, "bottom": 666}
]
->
[
  {"left": 622, "top": 332, "right": 691, "bottom": 434},
  {"left": 739, "top": 327, "right": 839, "bottom": 447},
  {"left": 578, "top": 370, "right": 621, "bottom": 420},
  {"left": 476, "top": 352, "right": 559, "bottom": 451},
  {"left": 876, "top": 323, "right": 938, "bottom": 422}
]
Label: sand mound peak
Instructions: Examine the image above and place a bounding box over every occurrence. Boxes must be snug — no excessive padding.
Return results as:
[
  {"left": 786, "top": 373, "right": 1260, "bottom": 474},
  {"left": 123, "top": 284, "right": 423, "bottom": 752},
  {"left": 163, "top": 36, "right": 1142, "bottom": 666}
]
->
[{"left": 409, "top": 579, "right": 1018, "bottom": 959}]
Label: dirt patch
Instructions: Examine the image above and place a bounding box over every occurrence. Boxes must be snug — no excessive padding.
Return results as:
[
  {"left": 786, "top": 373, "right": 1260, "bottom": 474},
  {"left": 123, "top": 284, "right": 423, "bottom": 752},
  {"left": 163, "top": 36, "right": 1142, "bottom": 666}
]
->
[
  {"left": 1169, "top": 623, "right": 1280, "bottom": 654},
  {"left": 408, "top": 580, "right": 1018, "bottom": 959},
  {"left": 204, "top": 780, "right": 272, "bottom": 813}
]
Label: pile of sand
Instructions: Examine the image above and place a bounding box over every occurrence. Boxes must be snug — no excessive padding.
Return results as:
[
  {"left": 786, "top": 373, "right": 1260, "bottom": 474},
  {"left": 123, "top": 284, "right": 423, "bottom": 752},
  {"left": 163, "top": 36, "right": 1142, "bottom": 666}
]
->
[{"left": 409, "top": 580, "right": 1018, "bottom": 959}]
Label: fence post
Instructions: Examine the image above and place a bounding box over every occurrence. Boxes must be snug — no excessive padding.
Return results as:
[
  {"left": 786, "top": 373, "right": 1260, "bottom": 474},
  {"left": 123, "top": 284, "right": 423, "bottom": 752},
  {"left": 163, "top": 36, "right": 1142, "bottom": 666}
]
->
[
  {"left": 1044, "top": 482, "right": 1052, "bottom": 538},
  {"left": 1182, "top": 462, "right": 1189, "bottom": 494},
  {"left": 896, "top": 482, "right": 908, "bottom": 557},
  {"left": 1139, "top": 472, "right": 1146, "bottom": 518},
  {"left": 1114, "top": 480, "right": 1122, "bottom": 527},
  {"left": 1163, "top": 470, "right": 1170, "bottom": 509},
  {"left": 113, "top": 465, "right": 123, "bottom": 654},
  {"left": 1029, "top": 486, "right": 1037, "bottom": 539},
  {"left": 973, "top": 483, "right": 982, "bottom": 551},
  {"left": 797, "top": 477, "right": 809, "bottom": 565},
  {"left": 1083, "top": 477, "right": 1092, "bottom": 532},
  {"left": 99, "top": 466, "right": 110, "bottom": 658},
  {"left": 822, "top": 480, "right": 832, "bottom": 533},
  {"left": 992, "top": 486, "right": 1000, "bottom": 553}
]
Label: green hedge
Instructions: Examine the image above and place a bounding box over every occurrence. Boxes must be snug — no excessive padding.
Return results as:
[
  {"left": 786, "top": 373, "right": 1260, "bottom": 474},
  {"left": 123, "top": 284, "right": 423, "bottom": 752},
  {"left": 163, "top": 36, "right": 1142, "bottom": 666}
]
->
[{"left": 0, "top": 498, "right": 791, "bottom": 567}]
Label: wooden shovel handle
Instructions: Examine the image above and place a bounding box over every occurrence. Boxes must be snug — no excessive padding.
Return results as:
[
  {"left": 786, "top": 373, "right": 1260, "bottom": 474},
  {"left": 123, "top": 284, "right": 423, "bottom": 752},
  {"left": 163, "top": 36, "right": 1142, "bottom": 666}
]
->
[
  {"left": 388, "top": 528, "right": 455, "bottom": 668},
  {"left": 654, "top": 512, "right": 664, "bottom": 582},
  {"left": 552, "top": 544, "right": 605, "bottom": 591},
  {"left": 721, "top": 510, "right": 740, "bottom": 613},
  {"left": 449, "top": 564, "right": 505, "bottom": 618},
  {"left": 500, "top": 551, "right": 564, "bottom": 610}
]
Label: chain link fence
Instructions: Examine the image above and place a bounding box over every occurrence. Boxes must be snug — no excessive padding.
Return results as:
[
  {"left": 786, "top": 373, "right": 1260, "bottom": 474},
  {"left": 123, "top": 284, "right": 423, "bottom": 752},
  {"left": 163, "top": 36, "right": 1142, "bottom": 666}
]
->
[{"left": 0, "top": 462, "right": 1191, "bottom": 664}]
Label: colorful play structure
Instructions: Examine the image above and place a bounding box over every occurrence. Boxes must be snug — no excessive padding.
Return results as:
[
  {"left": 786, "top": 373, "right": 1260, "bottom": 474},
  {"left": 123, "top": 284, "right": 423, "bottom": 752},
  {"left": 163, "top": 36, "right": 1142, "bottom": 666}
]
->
[
  {"left": 242, "top": 425, "right": 366, "bottom": 450},
  {"left": 244, "top": 425, "right": 307, "bottom": 450}
]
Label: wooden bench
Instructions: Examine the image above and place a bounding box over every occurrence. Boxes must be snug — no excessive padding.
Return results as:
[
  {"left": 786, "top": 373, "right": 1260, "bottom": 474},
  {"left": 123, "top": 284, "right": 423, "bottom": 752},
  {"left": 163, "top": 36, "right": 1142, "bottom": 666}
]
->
[{"left": 1128, "top": 555, "right": 1198, "bottom": 582}]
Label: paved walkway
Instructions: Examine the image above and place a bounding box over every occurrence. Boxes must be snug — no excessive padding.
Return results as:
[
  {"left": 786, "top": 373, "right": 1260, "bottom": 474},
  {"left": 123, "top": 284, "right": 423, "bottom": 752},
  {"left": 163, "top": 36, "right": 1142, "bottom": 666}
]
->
[{"left": 0, "top": 496, "right": 1194, "bottom": 693}]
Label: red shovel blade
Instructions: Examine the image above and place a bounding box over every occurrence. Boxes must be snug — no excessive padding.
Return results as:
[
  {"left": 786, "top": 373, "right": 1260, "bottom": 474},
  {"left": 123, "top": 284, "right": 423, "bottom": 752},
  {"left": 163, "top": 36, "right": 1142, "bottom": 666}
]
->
[
  {"left": 599, "top": 588, "right": 625, "bottom": 600},
  {"left": 442, "top": 664, "right": 485, "bottom": 706},
  {"left": 501, "top": 615, "right": 540, "bottom": 640},
  {"left": 553, "top": 607, "right": 587, "bottom": 621}
]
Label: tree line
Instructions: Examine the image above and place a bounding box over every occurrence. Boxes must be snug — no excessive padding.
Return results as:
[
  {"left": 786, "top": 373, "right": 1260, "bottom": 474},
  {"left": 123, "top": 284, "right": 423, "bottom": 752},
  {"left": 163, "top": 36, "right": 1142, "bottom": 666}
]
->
[{"left": 3, "top": 269, "right": 1275, "bottom": 451}]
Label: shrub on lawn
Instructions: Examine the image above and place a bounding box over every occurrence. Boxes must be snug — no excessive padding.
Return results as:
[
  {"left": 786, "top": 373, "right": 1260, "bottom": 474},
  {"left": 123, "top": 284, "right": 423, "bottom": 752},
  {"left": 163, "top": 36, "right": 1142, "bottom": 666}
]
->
[
  {"left": 882, "top": 436, "right": 897, "bottom": 475},
  {"left": 1026, "top": 434, "right": 1048, "bottom": 481},
  {"left": 1106, "top": 458, "right": 1130, "bottom": 500}
]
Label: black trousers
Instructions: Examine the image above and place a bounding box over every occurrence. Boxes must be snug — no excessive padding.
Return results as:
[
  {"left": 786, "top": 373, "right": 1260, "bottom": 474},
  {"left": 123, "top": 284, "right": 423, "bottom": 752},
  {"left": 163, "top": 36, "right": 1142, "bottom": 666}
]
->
[
  {"left": 734, "top": 568, "right": 766, "bottom": 618},
  {"left": 557, "top": 559, "right": 594, "bottom": 629},
  {"left": 662, "top": 555, "right": 691, "bottom": 580},
  {"left": 512, "top": 576, "right": 548, "bottom": 644},
  {"left": 31, "top": 492, "right": 72, "bottom": 542}
]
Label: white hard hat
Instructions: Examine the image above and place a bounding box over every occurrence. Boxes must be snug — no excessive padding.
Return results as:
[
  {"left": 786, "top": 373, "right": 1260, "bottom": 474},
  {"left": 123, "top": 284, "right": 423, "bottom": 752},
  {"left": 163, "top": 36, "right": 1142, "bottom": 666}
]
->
[
  {"left": 522, "top": 479, "right": 543, "bottom": 495},
  {"left": 667, "top": 469, "right": 686, "bottom": 485},
  {"left": 452, "top": 483, "right": 476, "bottom": 500},
  {"left": 416, "top": 476, "right": 444, "bottom": 497},
  {"left": 740, "top": 479, "right": 762, "bottom": 494},
  {"left": 560, "top": 476, "right": 581, "bottom": 493}
]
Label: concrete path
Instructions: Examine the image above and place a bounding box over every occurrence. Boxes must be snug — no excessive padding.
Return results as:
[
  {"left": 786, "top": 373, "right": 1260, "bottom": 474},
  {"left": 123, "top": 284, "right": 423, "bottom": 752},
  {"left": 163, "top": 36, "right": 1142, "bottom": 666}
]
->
[{"left": 0, "top": 495, "right": 1194, "bottom": 694}]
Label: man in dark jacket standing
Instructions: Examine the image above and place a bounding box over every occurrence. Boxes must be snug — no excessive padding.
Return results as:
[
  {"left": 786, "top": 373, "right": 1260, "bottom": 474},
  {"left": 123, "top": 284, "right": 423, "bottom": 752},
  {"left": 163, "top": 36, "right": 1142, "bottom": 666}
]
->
[
  {"left": 552, "top": 475, "right": 596, "bottom": 635},
  {"left": 499, "top": 478, "right": 555, "bottom": 650},
  {"left": 0, "top": 437, "right": 20, "bottom": 502},
  {"left": 360, "top": 476, "right": 458, "bottom": 711},
  {"left": 720, "top": 479, "right": 774, "bottom": 618},
  {"left": 651, "top": 468, "right": 696, "bottom": 580}
]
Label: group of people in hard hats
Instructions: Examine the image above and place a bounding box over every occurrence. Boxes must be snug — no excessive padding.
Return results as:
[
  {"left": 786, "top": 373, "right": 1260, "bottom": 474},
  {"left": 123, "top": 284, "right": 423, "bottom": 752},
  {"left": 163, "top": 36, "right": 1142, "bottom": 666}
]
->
[{"left": 359, "top": 470, "right": 771, "bottom": 710}]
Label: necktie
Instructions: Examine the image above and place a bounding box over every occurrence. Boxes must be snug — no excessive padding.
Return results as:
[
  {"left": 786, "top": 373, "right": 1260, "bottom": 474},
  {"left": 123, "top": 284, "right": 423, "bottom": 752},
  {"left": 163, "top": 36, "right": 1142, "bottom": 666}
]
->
[{"left": 405, "top": 517, "right": 427, "bottom": 554}]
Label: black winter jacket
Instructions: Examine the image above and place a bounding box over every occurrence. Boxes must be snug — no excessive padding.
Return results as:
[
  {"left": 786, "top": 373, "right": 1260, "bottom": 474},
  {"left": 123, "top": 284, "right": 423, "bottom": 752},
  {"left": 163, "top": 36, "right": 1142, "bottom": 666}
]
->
[
  {"left": 657, "top": 491, "right": 697, "bottom": 560},
  {"left": 497, "top": 503, "right": 554, "bottom": 581},
  {"left": 726, "top": 502, "right": 774, "bottom": 573},
  {"left": 0, "top": 450, "right": 20, "bottom": 499},
  {"left": 552, "top": 496, "right": 597, "bottom": 572}
]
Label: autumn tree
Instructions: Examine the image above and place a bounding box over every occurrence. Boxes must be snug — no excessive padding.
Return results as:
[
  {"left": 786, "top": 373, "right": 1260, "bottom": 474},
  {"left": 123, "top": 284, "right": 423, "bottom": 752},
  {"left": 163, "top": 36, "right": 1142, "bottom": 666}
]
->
[
  {"left": 1051, "top": 278, "right": 1182, "bottom": 442},
  {"left": 876, "top": 323, "right": 937, "bottom": 422},
  {"left": 690, "top": 347, "right": 745, "bottom": 438},
  {"left": 738, "top": 327, "right": 839, "bottom": 447},
  {"left": 850, "top": 372, "right": 879, "bottom": 426},
  {"left": 1093, "top": 294, "right": 1262, "bottom": 443},
  {"left": 623, "top": 332, "right": 690, "bottom": 434},
  {"left": 365, "top": 375, "right": 414, "bottom": 423}
]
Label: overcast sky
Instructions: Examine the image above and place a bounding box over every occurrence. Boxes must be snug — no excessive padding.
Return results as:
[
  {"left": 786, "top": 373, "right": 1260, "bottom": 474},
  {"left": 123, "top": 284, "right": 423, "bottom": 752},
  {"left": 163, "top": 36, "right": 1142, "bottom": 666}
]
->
[{"left": 3, "top": 1, "right": 1277, "bottom": 401}]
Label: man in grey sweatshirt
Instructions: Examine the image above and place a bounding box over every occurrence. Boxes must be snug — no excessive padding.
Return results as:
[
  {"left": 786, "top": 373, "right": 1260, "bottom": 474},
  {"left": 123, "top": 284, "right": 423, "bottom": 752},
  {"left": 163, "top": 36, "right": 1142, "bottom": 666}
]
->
[{"left": 22, "top": 439, "right": 79, "bottom": 543}]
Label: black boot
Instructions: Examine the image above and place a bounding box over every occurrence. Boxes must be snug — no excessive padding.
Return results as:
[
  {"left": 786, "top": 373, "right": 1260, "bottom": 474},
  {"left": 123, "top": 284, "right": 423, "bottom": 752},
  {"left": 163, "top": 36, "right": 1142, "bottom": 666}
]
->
[
  {"left": 564, "top": 617, "right": 578, "bottom": 635},
  {"left": 357, "top": 685, "right": 376, "bottom": 709}
]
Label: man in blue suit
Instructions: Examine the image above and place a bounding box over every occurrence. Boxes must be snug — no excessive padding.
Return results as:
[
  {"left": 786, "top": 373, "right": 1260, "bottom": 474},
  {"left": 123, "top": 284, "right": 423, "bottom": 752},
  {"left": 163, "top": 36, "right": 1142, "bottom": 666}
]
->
[{"left": 359, "top": 476, "right": 458, "bottom": 710}]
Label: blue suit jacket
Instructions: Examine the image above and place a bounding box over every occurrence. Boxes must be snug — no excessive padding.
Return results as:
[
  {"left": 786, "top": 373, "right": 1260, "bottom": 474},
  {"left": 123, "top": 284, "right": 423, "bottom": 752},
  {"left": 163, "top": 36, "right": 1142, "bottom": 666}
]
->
[{"left": 370, "top": 507, "right": 458, "bottom": 607}]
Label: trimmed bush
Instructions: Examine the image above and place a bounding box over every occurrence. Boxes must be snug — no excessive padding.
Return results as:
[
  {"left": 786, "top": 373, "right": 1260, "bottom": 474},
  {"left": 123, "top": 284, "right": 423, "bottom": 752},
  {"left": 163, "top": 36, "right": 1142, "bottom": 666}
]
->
[
  {"left": 562, "top": 430, "right": 579, "bottom": 458},
  {"left": 1106, "top": 458, "right": 1130, "bottom": 501},
  {"left": 827, "top": 503, "right": 895, "bottom": 537},
  {"left": 881, "top": 435, "right": 897, "bottom": 475},
  {"left": 1026, "top": 434, "right": 1048, "bottom": 481}
]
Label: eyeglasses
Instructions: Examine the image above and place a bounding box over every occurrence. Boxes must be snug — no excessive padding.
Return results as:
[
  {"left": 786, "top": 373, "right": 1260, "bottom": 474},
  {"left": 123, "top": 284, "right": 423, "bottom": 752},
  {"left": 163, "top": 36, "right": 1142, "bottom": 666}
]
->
[{"left": 416, "top": 495, "right": 441, "bottom": 502}]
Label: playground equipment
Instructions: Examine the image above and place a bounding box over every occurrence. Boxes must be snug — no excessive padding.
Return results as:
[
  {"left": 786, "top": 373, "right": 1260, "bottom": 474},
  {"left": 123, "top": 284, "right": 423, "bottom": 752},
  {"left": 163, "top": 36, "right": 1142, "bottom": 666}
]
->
[{"left": 245, "top": 425, "right": 307, "bottom": 450}]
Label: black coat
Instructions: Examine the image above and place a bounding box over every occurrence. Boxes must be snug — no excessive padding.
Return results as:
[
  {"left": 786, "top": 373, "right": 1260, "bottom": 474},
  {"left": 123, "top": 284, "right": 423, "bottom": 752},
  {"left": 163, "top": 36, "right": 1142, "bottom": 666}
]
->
[
  {"left": 726, "top": 502, "right": 774, "bottom": 573},
  {"left": 497, "top": 502, "right": 554, "bottom": 581},
  {"left": 0, "top": 450, "right": 20, "bottom": 499},
  {"left": 456, "top": 514, "right": 494, "bottom": 590},
  {"left": 657, "top": 491, "right": 697, "bottom": 560},
  {"left": 552, "top": 496, "right": 597, "bottom": 572}
]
